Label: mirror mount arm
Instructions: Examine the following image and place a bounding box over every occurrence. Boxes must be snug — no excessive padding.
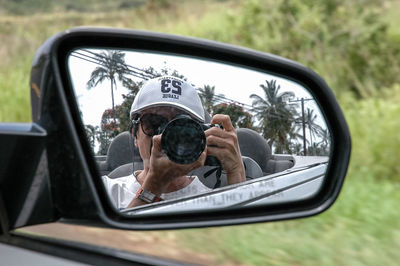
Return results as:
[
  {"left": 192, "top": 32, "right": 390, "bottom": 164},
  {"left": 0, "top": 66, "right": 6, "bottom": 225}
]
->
[{"left": 0, "top": 123, "right": 55, "bottom": 230}]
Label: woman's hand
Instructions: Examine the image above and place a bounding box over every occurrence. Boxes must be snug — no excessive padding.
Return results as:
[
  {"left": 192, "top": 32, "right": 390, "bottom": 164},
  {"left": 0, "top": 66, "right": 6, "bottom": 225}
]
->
[
  {"left": 142, "top": 134, "right": 206, "bottom": 195},
  {"left": 205, "top": 114, "right": 246, "bottom": 184}
]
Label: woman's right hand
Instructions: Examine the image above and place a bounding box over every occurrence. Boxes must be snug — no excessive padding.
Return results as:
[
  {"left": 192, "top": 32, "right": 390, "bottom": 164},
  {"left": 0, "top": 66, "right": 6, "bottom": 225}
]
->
[{"left": 141, "top": 134, "right": 206, "bottom": 196}]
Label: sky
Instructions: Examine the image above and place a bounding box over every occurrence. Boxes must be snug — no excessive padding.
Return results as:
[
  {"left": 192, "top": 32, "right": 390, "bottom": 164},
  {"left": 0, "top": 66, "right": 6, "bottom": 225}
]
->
[
  {"left": 68, "top": 48, "right": 329, "bottom": 153},
  {"left": 69, "top": 48, "right": 325, "bottom": 127}
]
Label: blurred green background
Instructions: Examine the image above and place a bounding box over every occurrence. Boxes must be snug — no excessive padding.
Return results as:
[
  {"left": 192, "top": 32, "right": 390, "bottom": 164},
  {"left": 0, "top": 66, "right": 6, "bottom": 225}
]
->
[{"left": 2, "top": 0, "right": 399, "bottom": 265}]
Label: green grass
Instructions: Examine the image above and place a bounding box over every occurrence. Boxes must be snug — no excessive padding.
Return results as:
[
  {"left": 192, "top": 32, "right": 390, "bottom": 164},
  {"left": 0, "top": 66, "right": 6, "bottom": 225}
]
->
[
  {"left": 341, "top": 89, "right": 400, "bottom": 182},
  {"left": 0, "top": 1, "right": 237, "bottom": 122},
  {"left": 175, "top": 174, "right": 400, "bottom": 265},
  {"left": 0, "top": 60, "right": 32, "bottom": 122},
  {"left": 1, "top": 1, "right": 400, "bottom": 265}
]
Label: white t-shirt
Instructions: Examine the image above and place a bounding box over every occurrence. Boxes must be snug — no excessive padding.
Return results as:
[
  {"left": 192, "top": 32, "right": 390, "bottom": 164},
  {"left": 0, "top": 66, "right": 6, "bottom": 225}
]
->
[{"left": 102, "top": 172, "right": 211, "bottom": 210}]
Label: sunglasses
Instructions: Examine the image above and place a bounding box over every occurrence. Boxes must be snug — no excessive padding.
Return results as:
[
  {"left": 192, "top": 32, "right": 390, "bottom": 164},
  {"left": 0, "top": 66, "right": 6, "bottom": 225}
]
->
[{"left": 137, "top": 113, "right": 171, "bottom": 137}]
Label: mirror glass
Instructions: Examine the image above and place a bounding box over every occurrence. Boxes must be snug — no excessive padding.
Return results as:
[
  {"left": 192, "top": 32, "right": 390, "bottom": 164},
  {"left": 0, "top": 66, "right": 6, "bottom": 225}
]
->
[{"left": 68, "top": 48, "right": 330, "bottom": 215}]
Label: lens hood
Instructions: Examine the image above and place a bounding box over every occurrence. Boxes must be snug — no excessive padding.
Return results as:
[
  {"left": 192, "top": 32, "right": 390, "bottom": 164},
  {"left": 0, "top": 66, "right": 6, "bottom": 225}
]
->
[{"left": 161, "top": 115, "right": 206, "bottom": 164}]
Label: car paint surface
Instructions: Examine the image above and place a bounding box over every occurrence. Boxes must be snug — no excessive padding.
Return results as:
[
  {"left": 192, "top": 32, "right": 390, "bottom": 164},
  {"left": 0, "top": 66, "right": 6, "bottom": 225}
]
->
[{"left": 124, "top": 156, "right": 328, "bottom": 216}]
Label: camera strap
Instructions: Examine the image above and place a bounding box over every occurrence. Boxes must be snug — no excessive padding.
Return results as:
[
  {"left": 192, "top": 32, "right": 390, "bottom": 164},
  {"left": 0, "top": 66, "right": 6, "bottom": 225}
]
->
[
  {"left": 203, "top": 166, "right": 222, "bottom": 189},
  {"left": 129, "top": 131, "right": 136, "bottom": 173},
  {"left": 149, "top": 137, "right": 153, "bottom": 156}
]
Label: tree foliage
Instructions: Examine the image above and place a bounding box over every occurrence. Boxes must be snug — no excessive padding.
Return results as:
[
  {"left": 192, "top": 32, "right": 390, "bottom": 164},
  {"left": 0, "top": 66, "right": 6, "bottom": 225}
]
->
[
  {"left": 227, "top": 0, "right": 400, "bottom": 99},
  {"left": 304, "top": 108, "right": 323, "bottom": 149},
  {"left": 251, "top": 80, "right": 298, "bottom": 153},
  {"left": 86, "top": 50, "right": 134, "bottom": 124},
  {"left": 198, "top": 85, "right": 224, "bottom": 114},
  {"left": 212, "top": 103, "right": 253, "bottom": 128}
]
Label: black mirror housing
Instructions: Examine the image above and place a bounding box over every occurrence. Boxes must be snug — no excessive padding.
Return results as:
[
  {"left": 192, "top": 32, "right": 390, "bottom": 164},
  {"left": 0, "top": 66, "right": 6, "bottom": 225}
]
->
[{"left": 0, "top": 27, "right": 351, "bottom": 231}]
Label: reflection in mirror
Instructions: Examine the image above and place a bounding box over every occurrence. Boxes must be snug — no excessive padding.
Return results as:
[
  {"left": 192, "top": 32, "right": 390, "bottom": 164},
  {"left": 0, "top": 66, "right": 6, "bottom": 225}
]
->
[{"left": 68, "top": 48, "right": 331, "bottom": 215}]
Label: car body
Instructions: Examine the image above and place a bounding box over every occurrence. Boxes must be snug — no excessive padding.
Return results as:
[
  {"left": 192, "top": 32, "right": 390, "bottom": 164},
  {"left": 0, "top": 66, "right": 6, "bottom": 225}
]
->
[{"left": 0, "top": 27, "right": 350, "bottom": 265}]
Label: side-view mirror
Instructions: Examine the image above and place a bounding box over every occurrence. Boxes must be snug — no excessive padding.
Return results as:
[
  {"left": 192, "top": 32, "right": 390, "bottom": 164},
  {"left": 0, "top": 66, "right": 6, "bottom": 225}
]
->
[{"left": 1, "top": 27, "right": 350, "bottom": 230}]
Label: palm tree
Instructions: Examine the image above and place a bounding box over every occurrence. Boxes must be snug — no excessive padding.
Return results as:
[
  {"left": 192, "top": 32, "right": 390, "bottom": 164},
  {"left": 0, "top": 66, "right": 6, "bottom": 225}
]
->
[
  {"left": 250, "top": 79, "right": 297, "bottom": 153},
  {"left": 212, "top": 103, "right": 253, "bottom": 128},
  {"left": 85, "top": 124, "right": 98, "bottom": 151},
  {"left": 304, "top": 108, "right": 324, "bottom": 154},
  {"left": 287, "top": 122, "right": 304, "bottom": 153},
  {"left": 86, "top": 50, "right": 133, "bottom": 125},
  {"left": 289, "top": 142, "right": 303, "bottom": 155},
  {"left": 317, "top": 128, "right": 331, "bottom": 155},
  {"left": 198, "top": 85, "right": 224, "bottom": 114},
  {"left": 308, "top": 142, "right": 324, "bottom": 156}
]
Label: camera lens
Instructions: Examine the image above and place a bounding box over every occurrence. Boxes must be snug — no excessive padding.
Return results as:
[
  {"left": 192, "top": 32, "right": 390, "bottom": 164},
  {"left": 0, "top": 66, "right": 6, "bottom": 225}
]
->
[{"left": 161, "top": 115, "right": 206, "bottom": 164}]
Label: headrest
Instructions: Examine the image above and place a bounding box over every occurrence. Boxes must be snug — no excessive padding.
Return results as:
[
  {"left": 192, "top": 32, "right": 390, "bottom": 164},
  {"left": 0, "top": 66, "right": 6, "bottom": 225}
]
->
[
  {"left": 236, "top": 128, "right": 271, "bottom": 172},
  {"left": 106, "top": 131, "right": 141, "bottom": 171}
]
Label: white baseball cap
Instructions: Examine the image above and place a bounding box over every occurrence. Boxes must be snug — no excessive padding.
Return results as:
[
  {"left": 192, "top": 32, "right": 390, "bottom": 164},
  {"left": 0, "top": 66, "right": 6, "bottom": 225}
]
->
[{"left": 130, "top": 76, "right": 205, "bottom": 122}]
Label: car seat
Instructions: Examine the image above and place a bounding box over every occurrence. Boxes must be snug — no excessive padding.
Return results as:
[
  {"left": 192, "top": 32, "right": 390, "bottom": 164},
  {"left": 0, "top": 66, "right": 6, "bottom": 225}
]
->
[
  {"left": 236, "top": 128, "right": 294, "bottom": 174},
  {"left": 236, "top": 128, "right": 271, "bottom": 172},
  {"left": 96, "top": 131, "right": 142, "bottom": 176},
  {"left": 105, "top": 129, "right": 264, "bottom": 188}
]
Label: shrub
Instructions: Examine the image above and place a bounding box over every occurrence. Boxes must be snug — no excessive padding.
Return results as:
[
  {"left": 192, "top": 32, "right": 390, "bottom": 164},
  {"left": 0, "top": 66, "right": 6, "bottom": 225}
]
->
[
  {"left": 224, "top": 0, "right": 400, "bottom": 99},
  {"left": 343, "top": 85, "right": 400, "bottom": 182}
]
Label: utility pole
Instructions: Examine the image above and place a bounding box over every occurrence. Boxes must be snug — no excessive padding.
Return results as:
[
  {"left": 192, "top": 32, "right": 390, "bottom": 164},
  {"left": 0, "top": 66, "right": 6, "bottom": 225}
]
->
[
  {"left": 301, "top": 98, "right": 306, "bottom": 156},
  {"left": 289, "top": 97, "right": 314, "bottom": 156}
]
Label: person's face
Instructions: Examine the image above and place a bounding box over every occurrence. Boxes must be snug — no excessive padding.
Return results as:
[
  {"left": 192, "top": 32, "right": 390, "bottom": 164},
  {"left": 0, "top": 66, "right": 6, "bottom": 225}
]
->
[{"left": 135, "top": 106, "right": 186, "bottom": 163}]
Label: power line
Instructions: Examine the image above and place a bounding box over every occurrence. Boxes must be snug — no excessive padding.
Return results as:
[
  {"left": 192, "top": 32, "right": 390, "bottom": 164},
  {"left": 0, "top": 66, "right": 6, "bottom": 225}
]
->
[
  {"left": 70, "top": 53, "right": 151, "bottom": 81},
  {"left": 71, "top": 51, "right": 154, "bottom": 80},
  {"left": 73, "top": 49, "right": 257, "bottom": 109},
  {"left": 71, "top": 49, "right": 316, "bottom": 123},
  {"left": 72, "top": 50, "right": 154, "bottom": 80},
  {"left": 81, "top": 49, "right": 157, "bottom": 80}
]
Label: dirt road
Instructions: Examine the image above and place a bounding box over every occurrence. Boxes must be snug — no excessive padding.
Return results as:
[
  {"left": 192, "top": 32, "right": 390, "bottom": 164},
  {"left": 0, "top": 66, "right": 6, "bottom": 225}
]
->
[{"left": 19, "top": 223, "right": 217, "bottom": 265}]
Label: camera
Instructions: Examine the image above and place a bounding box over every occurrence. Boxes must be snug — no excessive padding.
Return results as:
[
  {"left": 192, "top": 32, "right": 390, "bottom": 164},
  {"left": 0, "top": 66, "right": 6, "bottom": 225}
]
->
[{"left": 159, "top": 114, "right": 222, "bottom": 165}]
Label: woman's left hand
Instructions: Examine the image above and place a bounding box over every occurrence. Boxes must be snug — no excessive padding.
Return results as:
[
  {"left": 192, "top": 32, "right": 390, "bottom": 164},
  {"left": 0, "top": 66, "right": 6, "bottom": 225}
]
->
[{"left": 205, "top": 114, "right": 246, "bottom": 184}]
